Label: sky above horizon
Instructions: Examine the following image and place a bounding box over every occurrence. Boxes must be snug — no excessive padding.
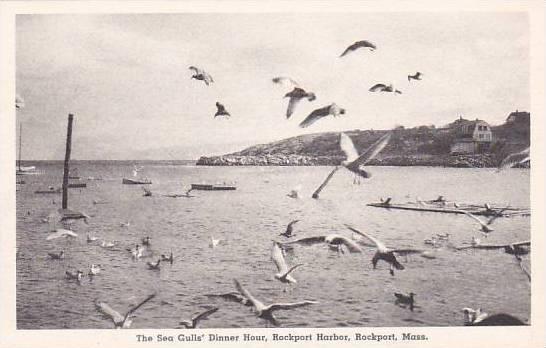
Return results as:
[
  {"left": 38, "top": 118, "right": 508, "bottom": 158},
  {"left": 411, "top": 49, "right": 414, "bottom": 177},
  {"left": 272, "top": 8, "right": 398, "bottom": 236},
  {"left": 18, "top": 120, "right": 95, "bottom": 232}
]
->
[{"left": 15, "top": 12, "right": 529, "bottom": 160}]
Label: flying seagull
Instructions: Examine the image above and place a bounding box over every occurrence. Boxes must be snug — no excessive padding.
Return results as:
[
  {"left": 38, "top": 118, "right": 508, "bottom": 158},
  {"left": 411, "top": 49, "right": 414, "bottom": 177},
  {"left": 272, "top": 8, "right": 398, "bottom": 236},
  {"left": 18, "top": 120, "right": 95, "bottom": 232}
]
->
[
  {"left": 498, "top": 147, "right": 530, "bottom": 170},
  {"left": 95, "top": 293, "right": 156, "bottom": 329},
  {"left": 408, "top": 72, "right": 423, "bottom": 82},
  {"left": 46, "top": 229, "right": 78, "bottom": 241},
  {"left": 214, "top": 102, "right": 231, "bottom": 118},
  {"left": 456, "top": 240, "right": 530, "bottom": 256},
  {"left": 272, "top": 76, "right": 299, "bottom": 87},
  {"left": 369, "top": 83, "right": 402, "bottom": 94},
  {"left": 205, "top": 292, "right": 252, "bottom": 307},
  {"left": 458, "top": 209, "right": 508, "bottom": 235},
  {"left": 233, "top": 279, "right": 318, "bottom": 326},
  {"left": 299, "top": 103, "right": 345, "bottom": 128},
  {"left": 340, "top": 40, "right": 377, "bottom": 57},
  {"left": 271, "top": 241, "right": 304, "bottom": 284},
  {"left": 189, "top": 66, "right": 214, "bottom": 86},
  {"left": 179, "top": 307, "right": 219, "bottom": 329},
  {"left": 284, "top": 87, "right": 316, "bottom": 119},
  {"left": 280, "top": 220, "right": 299, "bottom": 238},
  {"left": 346, "top": 225, "right": 427, "bottom": 275},
  {"left": 311, "top": 132, "right": 391, "bottom": 199},
  {"left": 278, "top": 234, "right": 363, "bottom": 253}
]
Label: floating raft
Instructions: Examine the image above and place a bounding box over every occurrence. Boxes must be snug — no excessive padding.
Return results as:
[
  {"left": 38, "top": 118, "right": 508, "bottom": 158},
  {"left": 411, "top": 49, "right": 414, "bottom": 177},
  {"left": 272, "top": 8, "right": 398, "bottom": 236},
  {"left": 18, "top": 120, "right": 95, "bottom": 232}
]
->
[
  {"left": 191, "top": 184, "right": 236, "bottom": 191},
  {"left": 122, "top": 178, "right": 152, "bottom": 185},
  {"left": 68, "top": 183, "right": 87, "bottom": 188},
  {"left": 367, "top": 201, "right": 530, "bottom": 217},
  {"left": 35, "top": 188, "right": 61, "bottom": 194}
]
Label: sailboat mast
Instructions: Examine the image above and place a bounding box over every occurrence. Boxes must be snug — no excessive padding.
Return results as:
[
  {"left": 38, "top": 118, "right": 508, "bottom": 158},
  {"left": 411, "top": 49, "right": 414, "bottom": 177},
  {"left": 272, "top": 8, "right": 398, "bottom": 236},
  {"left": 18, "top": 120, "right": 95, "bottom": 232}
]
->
[
  {"left": 62, "top": 114, "right": 74, "bottom": 210},
  {"left": 18, "top": 122, "right": 22, "bottom": 171}
]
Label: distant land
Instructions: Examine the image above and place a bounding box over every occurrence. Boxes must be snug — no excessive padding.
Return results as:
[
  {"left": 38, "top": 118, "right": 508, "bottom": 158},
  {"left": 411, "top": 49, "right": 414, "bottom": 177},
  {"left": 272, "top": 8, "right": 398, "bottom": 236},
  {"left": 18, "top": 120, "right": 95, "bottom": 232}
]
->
[{"left": 196, "top": 112, "right": 530, "bottom": 168}]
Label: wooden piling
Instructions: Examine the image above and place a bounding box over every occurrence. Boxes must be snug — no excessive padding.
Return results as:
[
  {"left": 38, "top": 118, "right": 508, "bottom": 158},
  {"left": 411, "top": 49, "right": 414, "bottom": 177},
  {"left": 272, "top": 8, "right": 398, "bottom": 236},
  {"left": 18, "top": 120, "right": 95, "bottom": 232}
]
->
[{"left": 61, "top": 114, "right": 74, "bottom": 210}]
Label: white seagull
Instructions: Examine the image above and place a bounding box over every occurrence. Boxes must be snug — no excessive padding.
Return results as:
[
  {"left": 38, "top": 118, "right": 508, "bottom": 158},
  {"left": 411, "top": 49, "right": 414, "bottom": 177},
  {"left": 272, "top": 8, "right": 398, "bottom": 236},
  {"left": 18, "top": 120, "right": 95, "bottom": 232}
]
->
[
  {"left": 299, "top": 103, "right": 345, "bottom": 128},
  {"left": 369, "top": 83, "right": 402, "bottom": 94},
  {"left": 278, "top": 234, "right": 362, "bottom": 253},
  {"left": 179, "top": 307, "right": 219, "bottom": 329},
  {"left": 89, "top": 264, "right": 102, "bottom": 276},
  {"left": 95, "top": 293, "right": 156, "bottom": 329},
  {"left": 46, "top": 229, "right": 78, "bottom": 241},
  {"left": 271, "top": 241, "right": 304, "bottom": 284},
  {"left": 346, "top": 225, "right": 427, "bottom": 275},
  {"left": 458, "top": 209, "right": 508, "bottom": 235},
  {"left": 233, "top": 279, "right": 318, "bottom": 326}
]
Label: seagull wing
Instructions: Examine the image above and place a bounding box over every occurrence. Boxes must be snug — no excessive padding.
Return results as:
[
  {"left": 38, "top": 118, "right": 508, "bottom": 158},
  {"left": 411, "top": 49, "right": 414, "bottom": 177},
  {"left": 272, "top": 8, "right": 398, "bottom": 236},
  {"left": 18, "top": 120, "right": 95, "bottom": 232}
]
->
[
  {"left": 271, "top": 242, "right": 289, "bottom": 273},
  {"left": 279, "top": 236, "right": 327, "bottom": 246},
  {"left": 206, "top": 292, "right": 249, "bottom": 305},
  {"left": 47, "top": 229, "right": 77, "bottom": 240},
  {"left": 340, "top": 133, "right": 359, "bottom": 163},
  {"left": 328, "top": 235, "right": 363, "bottom": 253},
  {"left": 345, "top": 132, "right": 392, "bottom": 174},
  {"left": 122, "top": 293, "right": 156, "bottom": 326},
  {"left": 512, "top": 240, "right": 531, "bottom": 247},
  {"left": 299, "top": 105, "right": 331, "bottom": 128},
  {"left": 234, "top": 279, "right": 264, "bottom": 309},
  {"left": 192, "top": 307, "right": 219, "bottom": 324},
  {"left": 460, "top": 211, "right": 487, "bottom": 228},
  {"left": 344, "top": 225, "right": 388, "bottom": 251},
  {"left": 286, "top": 96, "right": 302, "bottom": 119},
  {"left": 188, "top": 66, "right": 199, "bottom": 74},
  {"left": 266, "top": 300, "right": 318, "bottom": 312},
  {"left": 498, "top": 147, "right": 530, "bottom": 170},
  {"left": 272, "top": 77, "right": 299, "bottom": 87},
  {"left": 95, "top": 301, "right": 125, "bottom": 326},
  {"left": 340, "top": 40, "right": 376, "bottom": 57},
  {"left": 287, "top": 220, "right": 300, "bottom": 229},
  {"left": 369, "top": 83, "right": 387, "bottom": 92}
]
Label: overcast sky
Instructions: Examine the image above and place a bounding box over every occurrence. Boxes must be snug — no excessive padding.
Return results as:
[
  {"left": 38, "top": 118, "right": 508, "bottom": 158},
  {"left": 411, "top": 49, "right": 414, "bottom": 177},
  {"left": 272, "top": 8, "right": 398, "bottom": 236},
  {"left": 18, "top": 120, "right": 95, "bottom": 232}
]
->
[{"left": 15, "top": 12, "right": 529, "bottom": 160}]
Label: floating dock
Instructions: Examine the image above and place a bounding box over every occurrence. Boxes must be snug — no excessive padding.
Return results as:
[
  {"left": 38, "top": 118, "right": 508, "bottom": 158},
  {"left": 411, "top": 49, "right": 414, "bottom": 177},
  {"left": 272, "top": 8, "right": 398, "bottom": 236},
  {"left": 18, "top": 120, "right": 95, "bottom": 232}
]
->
[
  {"left": 191, "top": 184, "right": 236, "bottom": 191},
  {"left": 122, "top": 178, "right": 152, "bottom": 185},
  {"left": 367, "top": 201, "right": 530, "bottom": 217}
]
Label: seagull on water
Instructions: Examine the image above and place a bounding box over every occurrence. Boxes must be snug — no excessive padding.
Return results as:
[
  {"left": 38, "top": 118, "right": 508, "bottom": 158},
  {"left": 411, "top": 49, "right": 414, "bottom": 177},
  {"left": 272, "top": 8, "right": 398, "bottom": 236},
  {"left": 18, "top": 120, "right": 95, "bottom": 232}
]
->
[
  {"left": 209, "top": 236, "right": 221, "bottom": 248},
  {"left": 407, "top": 72, "right": 423, "bottom": 82},
  {"left": 147, "top": 259, "right": 161, "bottom": 270},
  {"left": 95, "top": 293, "right": 156, "bottom": 329},
  {"left": 369, "top": 83, "right": 402, "bottom": 94},
  {"left": 87, "top": 234, "right": 99, "bottom": 243},
  {"left": 66, "top": 270, "right": 84, "bottom": 282},
  {"left": 233, "top": 279, "right": 318, "bottom": 326},
  {"left": 128, "top": 244, "right": 144, "bottom": 259},
  {"left": 46, "top": 229, "right": 78, "bottom": 240},
  {"left": 394, "top": 292, "right": 415, "bottom": 311},
  {"left": 189, "top": 66, "right": 213, "bottom": 86},
  {"left": 161, "top": 251, "right": 174, "bottom": 264},
  {"left": 346, "top": 225, "right": 427, "bottom": 275},
  {"left": 284, "top": 87, "right": 316, "bottom": 119},
  {"left": 278, "top": 234, "right": 362, "bottom": 253},
  {"left": 89, "top": 264, "right": 102, "bottom": 276},
  {"left": 179, "top": 307, "right": 219, "bottom": 329},
  {"left": 280, "top": 220, "right": 299, "bottom": 238},
  {"left": 498, "top": 147, "right": 530, "bottom": 170},
  {"left": 339, "top": 40, "right": 377, "bottom": 57},
  {"left": 142, "top": 186, "right": 152, "bottom": 197},
  {"left": 48, "top": 250, "right": 65, "bottom": 260},
  {"left": 214, "top": 102, "right": 231, "bottom": 118},
  {"left": 271, "top": 241, "right": 304, "bottom": 284},
  {"left": 100, "top": 240, "right": 116, "bottom": 249},
  {"left": 141, "top": 236, "right": 151, "bottom": 246},
  {"left": 299, "top": 103, "right": 345, "bottom": 128}
]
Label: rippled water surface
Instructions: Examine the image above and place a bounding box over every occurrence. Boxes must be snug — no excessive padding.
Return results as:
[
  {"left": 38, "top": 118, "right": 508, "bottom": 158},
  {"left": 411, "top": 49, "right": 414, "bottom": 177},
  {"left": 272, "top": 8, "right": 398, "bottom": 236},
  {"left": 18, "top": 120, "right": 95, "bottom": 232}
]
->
[{"left": 16, "top": 163, "right": 530, "bottom": 329}]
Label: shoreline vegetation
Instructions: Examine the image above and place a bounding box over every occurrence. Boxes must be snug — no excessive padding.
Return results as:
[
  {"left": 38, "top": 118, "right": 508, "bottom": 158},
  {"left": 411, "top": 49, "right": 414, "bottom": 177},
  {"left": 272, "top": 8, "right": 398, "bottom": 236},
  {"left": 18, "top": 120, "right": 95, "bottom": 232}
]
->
[{"left": 197, "top": 116, "right": 530, "bottom": 168}]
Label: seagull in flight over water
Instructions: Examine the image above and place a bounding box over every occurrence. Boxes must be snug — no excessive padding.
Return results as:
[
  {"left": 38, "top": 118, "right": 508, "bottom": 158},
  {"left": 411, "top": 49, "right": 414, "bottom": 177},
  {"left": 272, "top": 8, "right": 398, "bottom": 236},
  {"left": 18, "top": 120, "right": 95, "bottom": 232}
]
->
[
  {"left": 95, "top": 293, "right": 156, "bottom": 329},
  {"left": 189, "top": 66, "right": 214, "bottom": 85},
  {"left": 179, "top": 307, "right": 219, "bottom": 329},
  {"left": 369, "top": 83, "right": 402, "bottom": 94},
  {"left": 271, "top": 241, "right": 304, "bottom": 284},
  {"left": 46, "top": 229, "right": 78, "bottom": 240},
  {"left": 284, "top": 87, "right": 316, "bottom": 119},
  {"left": 233, "top": 279, "right": 318, "bottom": 326},
  {"left": 346, "top": 225, "right": 427, "bottom": 275},
  {"left": 278, "top": 234, "right": 363, "bottom": 253},
  {"left": 458, "top": 208, "right": 508, "bottom": 235},
  {"left": 280, "top": 220, "right": 299, "bottom": 238}
]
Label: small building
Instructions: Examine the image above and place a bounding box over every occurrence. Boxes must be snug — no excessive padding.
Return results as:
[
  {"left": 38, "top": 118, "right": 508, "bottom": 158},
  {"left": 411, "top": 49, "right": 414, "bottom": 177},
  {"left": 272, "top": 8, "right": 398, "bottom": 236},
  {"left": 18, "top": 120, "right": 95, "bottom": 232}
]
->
[
  {"left": 450, "top": 119, "right": 493, "bottom": 154},
  {"left": 506, "top": 110, "right": 530, "bottom": 125}
]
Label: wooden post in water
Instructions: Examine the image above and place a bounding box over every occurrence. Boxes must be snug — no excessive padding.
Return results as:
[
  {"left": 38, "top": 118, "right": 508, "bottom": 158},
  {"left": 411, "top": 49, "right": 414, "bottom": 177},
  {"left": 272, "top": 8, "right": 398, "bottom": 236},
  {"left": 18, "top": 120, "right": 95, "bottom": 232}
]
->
[
  {"left": 312, "top": 166, "right": 340, "bottom": 199},
  {"left": 62, "top": 114, "right": 74, "bottom": 210}
]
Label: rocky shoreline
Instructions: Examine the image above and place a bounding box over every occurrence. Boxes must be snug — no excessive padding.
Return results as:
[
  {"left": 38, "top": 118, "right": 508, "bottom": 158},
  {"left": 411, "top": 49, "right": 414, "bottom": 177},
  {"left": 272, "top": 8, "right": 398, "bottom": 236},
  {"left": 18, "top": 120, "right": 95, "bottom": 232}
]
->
[{"left": 196, "top": 153, "right": 512, "bottom": 168}]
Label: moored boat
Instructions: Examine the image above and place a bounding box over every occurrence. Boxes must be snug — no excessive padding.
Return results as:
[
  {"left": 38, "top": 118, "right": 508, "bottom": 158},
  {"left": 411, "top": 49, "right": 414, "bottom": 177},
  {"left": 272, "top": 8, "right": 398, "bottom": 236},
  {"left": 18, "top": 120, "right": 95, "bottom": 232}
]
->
[
  {"left": 191, "top": 183, "right": 236, "bottom": 191},
  {"left": 122, "top": 178, "right": 152, "bottom": 185}
]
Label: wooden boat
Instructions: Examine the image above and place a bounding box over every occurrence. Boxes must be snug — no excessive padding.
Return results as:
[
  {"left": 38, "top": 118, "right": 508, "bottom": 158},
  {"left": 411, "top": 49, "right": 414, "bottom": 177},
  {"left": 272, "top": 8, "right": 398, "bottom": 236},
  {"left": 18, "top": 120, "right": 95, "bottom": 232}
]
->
[
  {"left": 35, "top": 187, "right": 61, "bottom": 194},
  {"left": 191, "top": 184, "right": 236, "bottom": 191},
  {"left": 122, "top": 178, "right": 152, "bottom": 185},
  {"left": 68, "top": 183, "right": 87, "bottom": 188},
  {"left": 367, "top": 201, "right": 530, "bottom": 217}
]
